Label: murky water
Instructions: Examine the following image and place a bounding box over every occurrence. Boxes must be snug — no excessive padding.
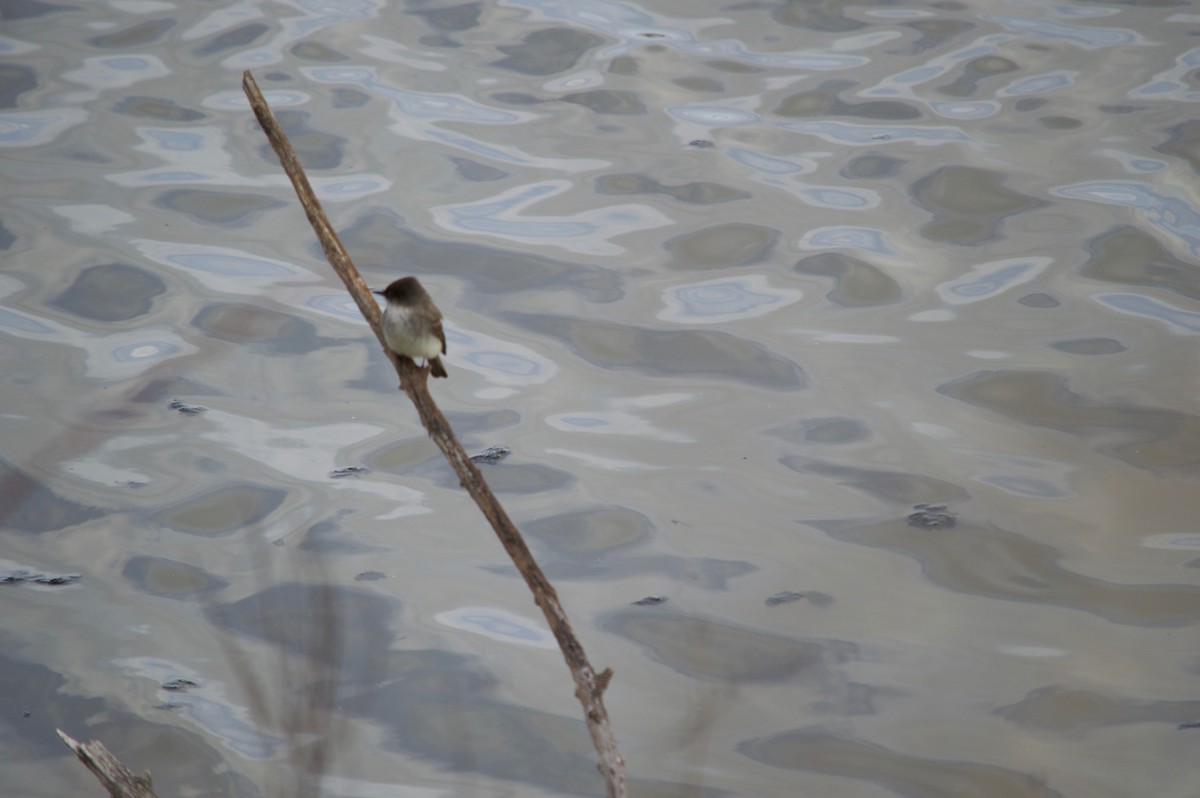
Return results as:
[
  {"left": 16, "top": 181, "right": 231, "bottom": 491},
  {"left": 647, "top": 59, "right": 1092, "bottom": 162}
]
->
[{"left": 3, "top": 1, "right": 1199, "bottom": 796}]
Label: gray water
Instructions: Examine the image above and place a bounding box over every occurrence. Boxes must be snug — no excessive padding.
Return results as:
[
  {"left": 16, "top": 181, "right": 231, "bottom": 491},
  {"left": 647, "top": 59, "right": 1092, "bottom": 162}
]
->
[{"left": 3, "top": 1, "right": 1199, "bottom": 796}]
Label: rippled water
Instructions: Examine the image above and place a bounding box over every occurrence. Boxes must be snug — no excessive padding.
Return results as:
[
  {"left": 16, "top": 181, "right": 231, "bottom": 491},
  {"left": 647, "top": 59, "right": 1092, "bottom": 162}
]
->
[{"left": 4, "top": 2, "right": 1200, "bottom": 796}]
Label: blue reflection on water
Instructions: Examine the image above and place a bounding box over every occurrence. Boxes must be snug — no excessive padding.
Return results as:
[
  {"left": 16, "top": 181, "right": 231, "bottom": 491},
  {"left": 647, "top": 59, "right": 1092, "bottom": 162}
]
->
[
  {"left": 302, "top": 65, "right": 554, "bottom": 168},
  {"left": 674, "top": 282, "right": 777, "bottom": 317},
  {"left": 448, "top": 189, "right": 594, "bottom": 238},
  {"left": 296, "top": 0, "right": 381, "bottom": 20},
  {"left": 112, "top": 342, "right": 180, "bottom": 363},
  {"left": 559, "top": 416, "right": 608, "bottom": 428},
  {"left": 58, "top": 54, "right": 170, "bottom": 105},
  {"left": 429, "top": 129, "right": 535, "bottom": 165},
  {"left": 801, "top": 226, "right": 897, "bottom": 256},
  {"left": 730, "top": 144, "right": 881, "bottom": 210},
  {"left": 1094, "top": 293, "right": 1200, "bottom": 334},
  {"left": 202, "top": 90, "right": 311, "bottom": 110},
  {"left": 937, "top": 258, "right": 1050, "bottom": 304},
  {"left": 660, "top": 275, "right": 803, "bottom": 324},
  {"left": 1128, "top": 159, "right": 1165, "bottom": 172},
  {"left": 145, "top": 130, "right": 204, "bottom": 151},
  {"left": 669, "top": 106, "right": 759, "bottom": 126},
  {"left": 780, "top": 120, "right": 971, "bottom": 145},
  {"left": 687, "top": 42, "right": 865, "bottom": 70},
  {"left": 505, "top": 0, "right": 654, "bottom": 30},
  {"left": 981, "top": 15, "right": 1143, "bottom": 48},
  {"left": 436, "top": 606, "right": 555, "bottom": 648},
  {"left": 0, "top": 38, "right": 32, "bottom": 55},
  {"left": 799, "top": 187, "right": 876, "bottom": 209},
  {"left": 0, "top": 111, "right": 88, "bottom": 145},
  {"left": 316, "top": 178, "right": 389, "bottom": 196},
  {"left": 727, "top": 148, "right": 809, "bottom": 175},
  {"left": 220, "top": 0, "right": 382, "bottom": 67},
  {"left": 307, "top": 66, "right": 522, "bottom": 124},
  {"left": 1098, "top": 148, "right": 1166, "bottom": 174},
  {"left": 107, "top": 56, "right": 153, "bottom": 70},
  {"left": 65, "top": 54, "right": 169, "bottom": 88},
  {"left": 1137, "top": 81, "right": 1178, "bottom": 97},
  {"left": 169, "top": 252, "right": 298, "bottom": 277},
  {"left": 1054, "top": 181, "right": 1200, "bottom": 257},
  {"left": 508, "top": 0, "right": 865, "bottom": 68},
  {"left": 928, "top": 101, "right": 998, "bottom": 120},
  {"left": 889, "top": 66, "right": 944, "bottom": 85},
  {"left": 1127, "top": 47, "right": 1200, "bottom": 102},
  {"left": 461, "top": 612, "right": 545, "bottom": 642},
  {"left": 433, "top": 180, "right": 670, "bottom": 254},
  {"left": 0, "top": 308, "right": 54, "bottom": 334},
  {"left": 174, "top": 694, "right": 283, "bottom": 759},
  {"left": 998, "top": 71, "right": 1078, "bottom": 96}
]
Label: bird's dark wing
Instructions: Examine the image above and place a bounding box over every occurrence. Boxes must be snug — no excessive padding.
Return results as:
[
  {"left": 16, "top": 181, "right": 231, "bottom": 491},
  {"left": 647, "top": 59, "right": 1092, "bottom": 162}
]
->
[{"left": 434, "top": 320, "right": 447, "bottom": 354}]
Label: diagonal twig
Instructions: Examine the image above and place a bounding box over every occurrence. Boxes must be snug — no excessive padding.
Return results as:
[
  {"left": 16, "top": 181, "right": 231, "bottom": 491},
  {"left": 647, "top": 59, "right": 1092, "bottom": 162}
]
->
[
  {"left": 57, "top": 730, "right": 159, "bottom": 798},
  {"left": 241, "top": 70, "right": 627, "bottom": 797}
]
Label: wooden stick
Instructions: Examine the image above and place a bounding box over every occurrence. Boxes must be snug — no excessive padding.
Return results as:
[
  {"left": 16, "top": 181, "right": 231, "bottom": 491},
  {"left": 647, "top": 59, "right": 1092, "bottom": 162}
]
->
[
  {"left": 242, "top": 70, "right": 628, "bottom": 797},
  {"left": 57, "top": 730, "right": 159, "bottom": 798}
]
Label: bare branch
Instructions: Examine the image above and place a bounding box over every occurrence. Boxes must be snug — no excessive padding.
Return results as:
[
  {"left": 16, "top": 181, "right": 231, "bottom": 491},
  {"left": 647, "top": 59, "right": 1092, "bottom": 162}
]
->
[
  {"left": 242, "top": 70, "right": 627, "bottom": 796},
  {"left": 58, "top": 730, "right": 159, "bottom": 798}
]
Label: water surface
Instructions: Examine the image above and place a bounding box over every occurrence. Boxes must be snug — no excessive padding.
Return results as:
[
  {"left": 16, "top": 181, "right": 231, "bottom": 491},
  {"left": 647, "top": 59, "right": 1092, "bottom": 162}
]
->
[{"left": 3, "top": 2, "right": 1199, "bottom": 796}]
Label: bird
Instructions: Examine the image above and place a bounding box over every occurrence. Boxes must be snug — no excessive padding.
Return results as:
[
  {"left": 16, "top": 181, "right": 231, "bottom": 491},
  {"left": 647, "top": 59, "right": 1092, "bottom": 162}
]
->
[{"left": 373, "top": 277, "right": 448, "bottom": 378}]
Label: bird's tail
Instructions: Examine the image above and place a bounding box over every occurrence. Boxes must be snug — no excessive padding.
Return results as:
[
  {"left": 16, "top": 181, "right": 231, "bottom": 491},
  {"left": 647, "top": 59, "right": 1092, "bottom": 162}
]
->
[{"left": 429, "top": 357, "right": 448, "bottom": 378}]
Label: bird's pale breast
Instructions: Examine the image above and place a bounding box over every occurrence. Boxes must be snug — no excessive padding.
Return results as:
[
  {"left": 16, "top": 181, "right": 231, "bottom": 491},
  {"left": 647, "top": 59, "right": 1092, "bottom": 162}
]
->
[{"left": 381, "top": 306, "right": 442, "bottom": 359}]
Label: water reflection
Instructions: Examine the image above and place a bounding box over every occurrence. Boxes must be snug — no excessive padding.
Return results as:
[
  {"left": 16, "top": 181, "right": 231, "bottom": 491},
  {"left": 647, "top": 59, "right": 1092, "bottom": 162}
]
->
[
  {"left": 61, "top": 55, "right": 171, "bottom": 99},
  {"left": 434, "top": 606, "right": 557, "bottom": 649},
  {"left": 6, "top": 0, "right": 1200, "bottom": 795},
  {"left": 432, "top": 179, "right": 672, "bottom": 255},
  {"left": 659, "top": 275, "right": 802, "bottom": 323},
  {"left": 778, "top": 119, "right": 972, "bottom": 145},
  {"left": 546, "top": 391, "right": 695, "bottom": 441},
  {"left": 935, "top": 257, "right": 1050, "bottom": 304},
  {"left": 798, "top": 225, "right": 898, "bottom": 256},
  {"left": 1094, "top": 292, "right": 1200, "bottom": 334},
  {"left": 980, "top": 14, "right": 1145, "bottom": 48},
  {"left": 741, "top": 729, "right": 1061, "bottom": 797},
  {"left": 0, "top": 109, "right": 88, "bottom": 146},
  {"left": 1055, "top": 181, "right": 1200, "bottom": 257}
]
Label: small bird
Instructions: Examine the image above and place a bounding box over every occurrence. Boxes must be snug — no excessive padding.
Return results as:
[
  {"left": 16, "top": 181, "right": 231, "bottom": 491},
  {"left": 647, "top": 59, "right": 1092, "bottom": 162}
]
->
[{"left": 373, "top": 277, "right": 448, "bottom": 378}]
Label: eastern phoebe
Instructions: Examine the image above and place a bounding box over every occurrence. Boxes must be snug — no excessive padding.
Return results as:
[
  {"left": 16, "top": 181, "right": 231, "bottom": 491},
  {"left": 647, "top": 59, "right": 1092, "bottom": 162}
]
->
[{"left": 373, "top": 277, "right": 448, "bottom": 378}]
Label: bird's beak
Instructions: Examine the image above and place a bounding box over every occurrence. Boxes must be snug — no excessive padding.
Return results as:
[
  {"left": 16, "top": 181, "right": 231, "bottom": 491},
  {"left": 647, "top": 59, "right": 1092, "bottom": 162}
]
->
[{"left": 372, "top": 290, "right": 384, "bottom": 296}]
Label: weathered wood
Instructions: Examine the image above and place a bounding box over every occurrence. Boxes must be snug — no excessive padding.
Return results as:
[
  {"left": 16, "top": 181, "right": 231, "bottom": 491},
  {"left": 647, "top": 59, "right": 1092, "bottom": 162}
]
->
[
  {"left": 242, "top": 70, "right": 628, "bottom": 797},
  {"left": 58, "top": 730, "right": 159, "bottom": 798}
]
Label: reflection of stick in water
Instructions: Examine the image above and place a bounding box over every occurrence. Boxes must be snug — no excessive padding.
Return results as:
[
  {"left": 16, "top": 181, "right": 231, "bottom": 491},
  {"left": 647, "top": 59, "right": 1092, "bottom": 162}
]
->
[
  {"left": 207, "top": 565, "right": 347, "bottom": 798},
  {"left": 59, "top": 69, "right": 628, "bottom": 798}
]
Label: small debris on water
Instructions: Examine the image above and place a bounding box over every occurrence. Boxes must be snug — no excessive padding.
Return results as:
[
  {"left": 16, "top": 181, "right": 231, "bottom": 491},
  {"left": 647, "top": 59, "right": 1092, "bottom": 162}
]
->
[
  {"left": 633, "top": 595, "right": 668, "bottom": 606},
  {"left": 1, "top": 569, "right": 81, "bottom": 586},
  {"left": 470, "top": 445, "right": 511, "bottom": 464},
  {"left": 162, "top": 678, "right": 200, "bottom": 692},
  {"left": 355, "top": 571, "right": 386, "bottom": 582},
  {"left": 169, "top": 398, "right": 207, "bottom": 415},
  {"left": 766, "top": 591, "right": 807, "bottom": 606},
  {"left": 906, "top": 504, "right": 956, "bottom": 530},
  {"left": 329, "top": 466, "right": 370, "bottom": 479}
]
